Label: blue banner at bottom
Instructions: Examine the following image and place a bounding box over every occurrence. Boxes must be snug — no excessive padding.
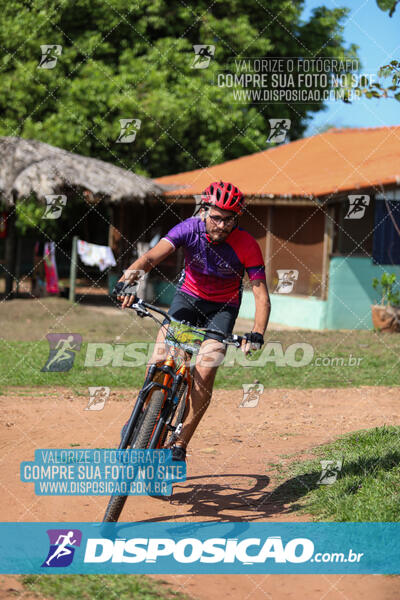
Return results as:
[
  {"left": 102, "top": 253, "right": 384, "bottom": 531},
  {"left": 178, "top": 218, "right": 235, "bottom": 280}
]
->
[{"left": 0, "top": 522, "right": 398, "bottom": 574}]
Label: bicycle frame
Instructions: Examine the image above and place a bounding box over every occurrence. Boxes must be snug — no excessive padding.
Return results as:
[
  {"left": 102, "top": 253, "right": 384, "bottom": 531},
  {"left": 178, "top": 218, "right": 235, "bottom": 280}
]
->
[{"left": 119, "top": 349, "right": 193, "bottom": 451}]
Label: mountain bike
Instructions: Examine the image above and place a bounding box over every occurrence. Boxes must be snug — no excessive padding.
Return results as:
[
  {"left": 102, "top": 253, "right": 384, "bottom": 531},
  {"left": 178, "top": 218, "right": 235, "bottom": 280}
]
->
[{"left": 102, "top": 283, "right": 245, "bottom": 522}]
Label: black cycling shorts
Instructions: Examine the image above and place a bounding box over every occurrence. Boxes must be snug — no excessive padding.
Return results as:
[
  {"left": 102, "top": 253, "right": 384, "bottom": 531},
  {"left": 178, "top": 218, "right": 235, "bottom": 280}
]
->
[{"left": 162, "top": 290, "right": 239, "bottom": 342}]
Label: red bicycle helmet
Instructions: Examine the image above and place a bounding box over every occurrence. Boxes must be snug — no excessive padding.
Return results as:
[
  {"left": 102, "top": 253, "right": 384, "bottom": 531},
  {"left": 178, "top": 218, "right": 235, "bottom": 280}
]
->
[{"left": 200, "top": 181, "right": 245, "bottom": 215}]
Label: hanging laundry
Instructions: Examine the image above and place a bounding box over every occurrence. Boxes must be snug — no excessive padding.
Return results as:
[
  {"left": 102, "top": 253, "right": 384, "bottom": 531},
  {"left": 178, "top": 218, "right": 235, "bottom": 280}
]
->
[
  {"left": 77, "top": 240, "right": 116, "bottom": 272},
  {"left": 44, "top": 241, "right": 59, "bottom": 294},
  {"left": 0, "top": 212, "right": 7, "bottom": 238}
]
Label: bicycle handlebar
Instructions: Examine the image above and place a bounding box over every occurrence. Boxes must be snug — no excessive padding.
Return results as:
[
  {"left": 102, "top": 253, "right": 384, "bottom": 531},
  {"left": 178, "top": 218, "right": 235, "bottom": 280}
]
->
[
  {"left": 132, "top": 298, "right": 243, "bottom": 347},
  {"left": 112, "top": 281, "right": 244, "bottom": 348}
]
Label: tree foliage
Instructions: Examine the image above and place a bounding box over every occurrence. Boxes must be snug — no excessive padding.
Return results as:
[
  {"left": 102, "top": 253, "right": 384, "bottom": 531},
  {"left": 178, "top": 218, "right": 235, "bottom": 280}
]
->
[
  {"left": 353, "top": 61, "right": 400, "bottom": 102},
  {"left": 376, "top": 0, "right": 399, "bottom": 16},
  {"left": 0, "top": 0, "right": 358, "bottom": 178},
  {"left": 344, "top": 2, "right": 400, "bottom": 103}
]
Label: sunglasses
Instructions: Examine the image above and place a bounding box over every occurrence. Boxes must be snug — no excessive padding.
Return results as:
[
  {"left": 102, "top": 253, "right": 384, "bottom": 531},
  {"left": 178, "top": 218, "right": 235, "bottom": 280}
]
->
[{"left": 208, "top": 214, "right": 237, "bottom": 227}]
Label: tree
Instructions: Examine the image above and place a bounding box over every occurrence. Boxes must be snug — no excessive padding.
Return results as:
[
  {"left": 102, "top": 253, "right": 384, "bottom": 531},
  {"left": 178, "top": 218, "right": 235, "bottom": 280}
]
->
[
  {"left": 346, "top": 2, "right": 399, "bottom": 102},
  {"left": 0, "top": 0, "right": 358, "bottom": 177}
]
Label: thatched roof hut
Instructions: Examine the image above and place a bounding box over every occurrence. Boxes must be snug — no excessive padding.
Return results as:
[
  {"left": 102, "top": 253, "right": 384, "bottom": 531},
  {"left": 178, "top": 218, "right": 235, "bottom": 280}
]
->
[
  {"left": 0, "top": 136, "right": 165, "bottom": 205},
  {"left": 0, "top": 136, "right": 168, "bottom": 297}
]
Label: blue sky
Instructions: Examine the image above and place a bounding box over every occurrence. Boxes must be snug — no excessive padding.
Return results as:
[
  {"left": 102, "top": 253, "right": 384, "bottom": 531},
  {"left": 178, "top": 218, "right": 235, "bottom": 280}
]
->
[{"left": 301, "top": 0, "right": 400, "bottom": 135}]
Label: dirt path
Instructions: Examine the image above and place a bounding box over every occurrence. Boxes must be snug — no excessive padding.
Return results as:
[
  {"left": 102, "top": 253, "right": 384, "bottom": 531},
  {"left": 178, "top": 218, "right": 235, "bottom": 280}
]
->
[{"left": 1, "top": 386, "right": 399, "bottom": 599}]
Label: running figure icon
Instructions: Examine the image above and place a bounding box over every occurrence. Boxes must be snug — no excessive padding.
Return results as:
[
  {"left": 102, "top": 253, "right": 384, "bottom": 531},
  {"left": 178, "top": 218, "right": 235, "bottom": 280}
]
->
[
  {"left": 41, "top": 529, "right": 82, "bottom": 568},
  {"left": 41, "top": 333, "right": 82, "bottom": 372},
  {"left": 45, "top": 531, "right": 77, "bottom": 566}
]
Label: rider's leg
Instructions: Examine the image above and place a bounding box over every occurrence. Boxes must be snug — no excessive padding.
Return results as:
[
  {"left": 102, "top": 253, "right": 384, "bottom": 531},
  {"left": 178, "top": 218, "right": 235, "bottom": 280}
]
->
[
  {"left": 146, "top": 324, "right": 168, "bottom": 371},
  {"left": 174, "top": 338, "right": 226, "bottom": 449}
]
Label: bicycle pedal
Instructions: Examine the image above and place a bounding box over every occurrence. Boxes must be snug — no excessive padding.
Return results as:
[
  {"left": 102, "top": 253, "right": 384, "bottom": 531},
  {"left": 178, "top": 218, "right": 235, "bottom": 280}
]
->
[{"left": 171, "top": 444, "right": 187, "bottom": 462}]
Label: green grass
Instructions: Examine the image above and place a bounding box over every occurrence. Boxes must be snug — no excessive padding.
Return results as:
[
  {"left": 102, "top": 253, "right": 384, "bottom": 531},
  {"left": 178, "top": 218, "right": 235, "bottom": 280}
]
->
[
  {"left": 21, "top": 573, "right": 191, "bottom": 600},
  {"left": 269, "top": 425, "right": 400, "bottom": 521},
  {"left": 1, "top": 331, "right": 399, "bottom": 389},
  {"left": 1, "top": 297, "right": 399, "bottom": 388}
]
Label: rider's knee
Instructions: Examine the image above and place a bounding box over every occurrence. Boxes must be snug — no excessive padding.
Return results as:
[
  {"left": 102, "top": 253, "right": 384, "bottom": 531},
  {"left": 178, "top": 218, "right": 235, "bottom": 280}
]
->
[
  {"left": 147, "top": 340, "right": 168, "bottom": 366},
  {"left": 197, "top": 340, "right": 226, "bottom": 368}
]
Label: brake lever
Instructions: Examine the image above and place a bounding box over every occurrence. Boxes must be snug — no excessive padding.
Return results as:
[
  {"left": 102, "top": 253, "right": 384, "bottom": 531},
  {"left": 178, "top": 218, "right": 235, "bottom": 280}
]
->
[
  {"left": 222, "top": 335, "right": 242, "bottom": 348},
  {"left": 224, "top": 336, "right": 255, "bottom": 356},
  {"left": 134, "top": 306, "right": 148, "bottom": 318},
  {"left": 127, "top": 300, "right": 148, "bottom": 319}
]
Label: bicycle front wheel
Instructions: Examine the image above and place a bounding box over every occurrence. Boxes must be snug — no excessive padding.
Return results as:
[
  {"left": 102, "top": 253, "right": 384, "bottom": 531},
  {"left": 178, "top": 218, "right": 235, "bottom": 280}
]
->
[{"left": 102, "top": 391, "right": 165, "bottom": 522}]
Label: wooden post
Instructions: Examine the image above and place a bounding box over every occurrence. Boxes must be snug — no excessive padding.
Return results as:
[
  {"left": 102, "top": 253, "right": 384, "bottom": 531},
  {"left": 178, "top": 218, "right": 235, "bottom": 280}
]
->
[
  {"left": 15, "top": 235, "right": 22, "bottom": 295},
  {"left": 321, "top": 206, "right": 334, "bottom": 300},
  {"left": 69, "top": 235, "right": 78, "bottom": 303},
  {"left": 4, "top": 209, "right": 16, "bottom": 299}
]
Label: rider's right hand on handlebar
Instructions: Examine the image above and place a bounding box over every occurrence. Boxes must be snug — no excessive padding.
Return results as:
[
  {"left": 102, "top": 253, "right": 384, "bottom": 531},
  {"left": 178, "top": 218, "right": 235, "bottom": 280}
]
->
[{"left": 113, "top": 280, "right": 138, "bottom": 309}]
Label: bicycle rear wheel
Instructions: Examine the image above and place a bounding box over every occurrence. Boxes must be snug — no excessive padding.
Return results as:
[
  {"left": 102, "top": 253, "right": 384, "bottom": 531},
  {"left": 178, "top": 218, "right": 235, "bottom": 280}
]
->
[{"left": 102, "top": 391, "right": 165, "bottom": 522}]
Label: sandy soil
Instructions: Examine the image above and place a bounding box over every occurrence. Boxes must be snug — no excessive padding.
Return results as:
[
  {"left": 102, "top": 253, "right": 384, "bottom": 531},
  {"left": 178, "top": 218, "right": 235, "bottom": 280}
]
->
[{"left": 0, "top": 386, "right": 399, "bottom": 599}]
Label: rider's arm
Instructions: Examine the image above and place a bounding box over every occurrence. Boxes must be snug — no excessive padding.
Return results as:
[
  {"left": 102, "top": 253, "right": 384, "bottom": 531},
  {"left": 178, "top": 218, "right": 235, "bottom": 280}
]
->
[
  {"left": 119, "top": 239, "right": 175, "bottom": 307},
  {"left": 236, "top": 233, "right": 270, "bottom": 353},
  {"left": 122, "top": 239, "right": 175, "bottom": 281},
  {"left": 251, "top": 279, "right": 271, "bottom": 335},
  {"left": 240, "top": 234, "right": 269, "bottom": 335},
  {"left": 241, "top": 279, "right": 270, "bottom": 355}
]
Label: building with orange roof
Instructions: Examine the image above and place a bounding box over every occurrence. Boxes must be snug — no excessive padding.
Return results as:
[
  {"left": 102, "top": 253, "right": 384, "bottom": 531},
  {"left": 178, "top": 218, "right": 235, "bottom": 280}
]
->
[{"left": 154, "top": 126, "right": 400, "bottom": 330}]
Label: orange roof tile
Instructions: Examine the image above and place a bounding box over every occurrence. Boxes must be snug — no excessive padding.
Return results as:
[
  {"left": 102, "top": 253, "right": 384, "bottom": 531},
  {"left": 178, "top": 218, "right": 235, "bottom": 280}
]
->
[{"left": 156, "top": 126, "right": 400, "bottom": 199}]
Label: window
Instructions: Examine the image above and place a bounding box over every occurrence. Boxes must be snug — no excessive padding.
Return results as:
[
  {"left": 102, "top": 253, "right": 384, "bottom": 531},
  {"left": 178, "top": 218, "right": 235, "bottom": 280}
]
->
[{"left": 372, "top": 190, "right": 400, "bottom": 265}]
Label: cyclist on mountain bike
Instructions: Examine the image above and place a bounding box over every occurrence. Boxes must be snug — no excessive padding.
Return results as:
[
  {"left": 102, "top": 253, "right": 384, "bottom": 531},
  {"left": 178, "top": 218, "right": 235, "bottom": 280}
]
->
[{"left": 117, "top": 180, "right": 271, "bottom": 461}]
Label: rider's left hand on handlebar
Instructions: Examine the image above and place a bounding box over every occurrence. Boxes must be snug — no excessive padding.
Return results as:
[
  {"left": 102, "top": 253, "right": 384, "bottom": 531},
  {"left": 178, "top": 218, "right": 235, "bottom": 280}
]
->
[
  {"left": 241, "top": 332, "right": 264, "bottom": 355},
  {"left": 240, "top": 338, "right": 253, "bottom": 355}
]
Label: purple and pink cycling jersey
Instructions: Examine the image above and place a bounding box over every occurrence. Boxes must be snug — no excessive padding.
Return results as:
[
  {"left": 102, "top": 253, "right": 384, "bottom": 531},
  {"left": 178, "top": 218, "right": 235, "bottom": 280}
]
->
[{"left": 162, "top": 217, "right": 266, "bottom": 306}]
